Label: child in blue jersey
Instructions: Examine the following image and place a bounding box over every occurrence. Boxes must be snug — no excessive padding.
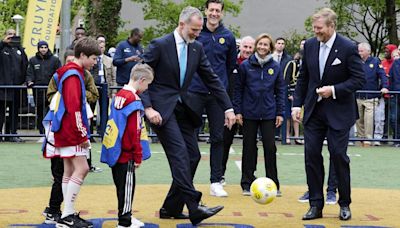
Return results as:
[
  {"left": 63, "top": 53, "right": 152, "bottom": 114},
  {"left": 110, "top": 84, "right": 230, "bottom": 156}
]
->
[{"left": 101, "top": 63, "right": 153, "bottom": 228}]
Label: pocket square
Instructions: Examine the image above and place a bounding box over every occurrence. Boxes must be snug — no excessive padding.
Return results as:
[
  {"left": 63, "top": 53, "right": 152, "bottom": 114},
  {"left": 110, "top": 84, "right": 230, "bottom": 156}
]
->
[{"left": 332, "top": 58, "right": 342, "bottom": 65}]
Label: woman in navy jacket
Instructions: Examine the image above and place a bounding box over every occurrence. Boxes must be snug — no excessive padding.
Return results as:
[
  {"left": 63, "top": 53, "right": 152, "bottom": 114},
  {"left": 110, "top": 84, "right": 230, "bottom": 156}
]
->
[{"left": 234, "top": 33, "right": 285, "bottom": 196}]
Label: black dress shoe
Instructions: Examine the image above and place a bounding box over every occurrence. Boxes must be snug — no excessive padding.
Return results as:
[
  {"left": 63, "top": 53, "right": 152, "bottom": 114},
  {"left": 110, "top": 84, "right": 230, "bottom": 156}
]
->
[
  {"left": 302, "top": 206, "right": 322, "bottom": 220},
  {"left": 189, "top": 205, "right": 224, "bottom": 225},
  {"left": 159, "top": 208, "right": 189, "bottom": 219},
  {"left": 339, "top": 206, "right": 351, "bottom": 220}
]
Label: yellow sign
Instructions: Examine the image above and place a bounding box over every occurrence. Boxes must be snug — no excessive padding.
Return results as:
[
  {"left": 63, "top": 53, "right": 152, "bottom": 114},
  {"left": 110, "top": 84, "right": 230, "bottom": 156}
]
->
[
  {"left": 23, "top": 0, "right": 62, "bottom": 57},
  {"left": 103, "top": 119, "right": 118, "bottom": 149},
  {"left": 219, "top": 37, "right": 225, "bottom": 45}
]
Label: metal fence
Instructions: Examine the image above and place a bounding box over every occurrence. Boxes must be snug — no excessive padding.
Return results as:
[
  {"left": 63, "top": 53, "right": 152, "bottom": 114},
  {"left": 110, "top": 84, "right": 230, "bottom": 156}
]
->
[{"left": 0, "top": 85, "right": 399, "bottom": 145}]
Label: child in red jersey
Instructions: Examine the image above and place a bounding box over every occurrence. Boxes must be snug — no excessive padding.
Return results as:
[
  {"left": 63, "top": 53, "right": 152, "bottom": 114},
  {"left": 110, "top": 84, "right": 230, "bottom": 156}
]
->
[
  {"left": 53, "top": 38, "right": 100, "bottom": 228},
  {"left": 101, "top": 63, "right": 153, "bottom": 228}
]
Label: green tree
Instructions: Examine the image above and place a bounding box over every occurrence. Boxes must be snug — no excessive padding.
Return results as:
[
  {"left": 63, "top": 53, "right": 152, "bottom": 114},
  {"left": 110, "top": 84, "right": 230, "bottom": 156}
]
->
[
  {"left": 329, "top": 0, "right": 400, "bottom": 56},
  {"left": 130, "top": 0, "right": 243, "bottom": 45},
  {"left": 283, "top": 29, "right": 308, "bottom": 56},
  {"left": 84, "top": 0, "right": 123, "bottom": 47},
  {"left": 0, "top": 0, "right": 28, "bottom": 36}
]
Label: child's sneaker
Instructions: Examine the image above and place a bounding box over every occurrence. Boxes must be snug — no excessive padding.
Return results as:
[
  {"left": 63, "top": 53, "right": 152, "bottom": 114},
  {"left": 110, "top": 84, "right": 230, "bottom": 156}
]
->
[
  {"left": 42, "top": 207, "right": 61, "bottom": 224},
  {"left": 131, "top": 217, "right": 145, "bottom": 227},
  {"left": 56, "top": 213, "right": 93, "bottom": 228}
]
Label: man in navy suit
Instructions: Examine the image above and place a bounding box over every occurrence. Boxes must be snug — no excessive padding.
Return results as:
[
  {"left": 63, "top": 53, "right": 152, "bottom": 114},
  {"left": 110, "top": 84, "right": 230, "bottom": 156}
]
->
[
  {"left": 141, "top": 6, "right": 236, "bottom": 226},
  {"left": 292, "top": 8, "right": 365, "bottom": 221}
]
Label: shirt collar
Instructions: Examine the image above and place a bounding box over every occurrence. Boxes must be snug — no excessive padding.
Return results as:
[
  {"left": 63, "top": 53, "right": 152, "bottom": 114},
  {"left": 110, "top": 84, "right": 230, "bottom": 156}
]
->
[
  {"left": 174, "top": 29, "right": 186, "bottom": 44},
  {"left": 123, "top": 84, "right": 137, "bottom": 94},
  {"left": 321, "top": 31, "right": 336, "bottom": 49}
]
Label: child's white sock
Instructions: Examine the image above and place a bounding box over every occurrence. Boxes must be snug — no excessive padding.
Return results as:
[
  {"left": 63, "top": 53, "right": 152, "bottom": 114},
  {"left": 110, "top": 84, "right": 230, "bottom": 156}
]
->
[
  {"left": 61, "top": 176, "right": 70, "bottom": 200},
  {"left": 61, "top": 176, "right": 83, "bottom": 218}
]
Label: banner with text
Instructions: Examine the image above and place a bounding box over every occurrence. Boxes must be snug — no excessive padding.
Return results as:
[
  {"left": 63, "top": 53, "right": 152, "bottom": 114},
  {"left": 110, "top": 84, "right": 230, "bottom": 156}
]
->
[{"left": 23, "top": 0, "right": 62, "bottom": 57}]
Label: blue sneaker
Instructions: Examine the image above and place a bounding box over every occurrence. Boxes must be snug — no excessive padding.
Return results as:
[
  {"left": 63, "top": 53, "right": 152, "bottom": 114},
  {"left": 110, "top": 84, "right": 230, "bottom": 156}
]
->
[
  {"left": 298, "top": 191, "right": 309, "bottom": 203},
  {"left": 326, "top": 191, "right": 337, "bottom": 205}
]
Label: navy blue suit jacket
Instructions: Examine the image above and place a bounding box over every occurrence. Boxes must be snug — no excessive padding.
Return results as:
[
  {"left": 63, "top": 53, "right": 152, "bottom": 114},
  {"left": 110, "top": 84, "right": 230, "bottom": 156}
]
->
[
  {"left": 293, "top": 34, "right": 365, "bottom": 130},
  {"left": 141, "top": 33, "right": 232, "bottom": 126}
]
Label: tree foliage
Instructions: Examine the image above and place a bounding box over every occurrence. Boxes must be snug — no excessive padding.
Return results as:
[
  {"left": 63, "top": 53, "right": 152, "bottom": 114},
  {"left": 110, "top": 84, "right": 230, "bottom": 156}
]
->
[
  {"left": 283, "top": 29, "right": 308, "bottom": 56},
  {"left": 130, "top": 0, "right": 243, "bottom": 45},
  {"left": 329, "top": 0, "right": 400, "bottom": 56},
  {"left": 84, "top": 0, "right": 123, "bottom": 47},
  {"left": 0, "top": 0, "right": 28, "bottom": 36}
]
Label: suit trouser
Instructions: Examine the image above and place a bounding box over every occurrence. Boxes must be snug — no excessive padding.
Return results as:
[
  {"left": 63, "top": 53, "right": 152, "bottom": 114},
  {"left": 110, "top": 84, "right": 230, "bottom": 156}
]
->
[
  {"left": 112, "top": 161, "right": 136, "bottom": 227},
  {"left": 193, "top": 93, "right": 225, "bottom": 183},
  {"left": 304, "top": 103, "right": 351, "bottom": 209},
  {"left": 49, "top": 157, "right": 64, "bottom": 213},
  {"left": 241, "top": 119, "right": 279, "bottom": 191},
  {"left": 152, "top": 103, "right": 202, "bottom": 215}
]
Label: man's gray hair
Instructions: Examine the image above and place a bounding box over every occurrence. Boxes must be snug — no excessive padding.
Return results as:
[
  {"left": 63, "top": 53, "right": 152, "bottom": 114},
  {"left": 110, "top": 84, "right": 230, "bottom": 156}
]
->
[
  {"left": 358, "top": 42, "right": 371, "bottom": 52},
  {"left": 179, "top": 6, "right": 203, "bottom": 24},
  {"left": 241, "top": 36, "right": 255, "bottom": 44}
]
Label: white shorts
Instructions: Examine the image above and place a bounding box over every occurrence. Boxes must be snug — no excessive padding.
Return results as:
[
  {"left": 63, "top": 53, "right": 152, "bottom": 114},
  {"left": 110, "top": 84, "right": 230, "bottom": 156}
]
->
[{"left": 58, "top": 145, "right": 90, "bottom": 158}]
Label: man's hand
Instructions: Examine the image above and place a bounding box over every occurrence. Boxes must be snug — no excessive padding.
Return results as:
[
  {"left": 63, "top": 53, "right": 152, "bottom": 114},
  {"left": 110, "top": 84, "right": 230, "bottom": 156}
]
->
[
  {"left": 125, "top": 55, "right": 142, "bottom": 62},
  {"left": 275, "top": 116, "right": 283, "bottom": 128},
  {"left": 292, "top": 107, "right": 302, "bottom": 123},
  {"left": 316, "top": 86, "right": 333, "bottom": 99},
  {"left": 145, "top": 107, "right": 162, "bottom": 125},
  {"left": 224, "top": 111, "right": 236, "bottom": 130},
  {"left": 381, "top": 88, "right": 389, "bottom": 94},
  {"left": 236, "top": 114, "right": 243, "bottom": 126},
  {"left": 2, "top": 35, "right": 13, "bottom": 43},
  {"left": 134, "top": 162, "right": 141, "bottom": 168}
]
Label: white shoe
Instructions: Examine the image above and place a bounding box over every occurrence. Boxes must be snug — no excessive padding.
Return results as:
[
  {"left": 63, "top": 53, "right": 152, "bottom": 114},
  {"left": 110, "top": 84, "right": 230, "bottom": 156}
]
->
[
  {"left": 210, "top": 182, "right": 228, "bottom": 197},
  {"left": 131, "top": 217, "right": 144, "bottom": 227},
  {"left": 373, "top": 141, "right": 381, "bottom": 146},
  {"left": 116, "top": 217, "right": 144, "bottom": 228}
]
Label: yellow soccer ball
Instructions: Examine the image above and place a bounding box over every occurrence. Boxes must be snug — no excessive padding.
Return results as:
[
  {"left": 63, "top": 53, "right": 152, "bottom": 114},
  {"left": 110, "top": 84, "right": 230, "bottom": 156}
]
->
[{"left": 250, "top": 177, "right": 277, "bottom": 205}]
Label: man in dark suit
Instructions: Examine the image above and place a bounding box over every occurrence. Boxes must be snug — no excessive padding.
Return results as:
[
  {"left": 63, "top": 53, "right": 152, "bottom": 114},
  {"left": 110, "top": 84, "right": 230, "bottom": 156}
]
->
[
  {"left": 141, "top": 6, "right": 236, "bottom": 226},
  {"left": 292, "top": 8, "right": 365, "bottom": 221}
]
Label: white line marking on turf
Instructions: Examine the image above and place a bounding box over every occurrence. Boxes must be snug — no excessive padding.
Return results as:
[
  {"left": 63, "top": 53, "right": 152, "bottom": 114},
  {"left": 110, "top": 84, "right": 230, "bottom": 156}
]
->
[{"left": 235, "top": 161, "right": 242, "bottom": 171}]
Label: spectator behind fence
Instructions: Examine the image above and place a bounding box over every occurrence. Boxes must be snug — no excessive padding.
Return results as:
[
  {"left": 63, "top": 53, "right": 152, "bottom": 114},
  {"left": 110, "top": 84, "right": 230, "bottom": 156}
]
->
[
  {"left": 283, "top": 39, "right": 305, "bottom": 145},
  {"left": 89, "top": 40, "right": 117, "bottom": 138},
  {"left": 0, "top": 28, "right": 28, "bottom": 143},
  {"left": 356, "top": 42, "right": 388, "bottom": 147},
  {"left": 388, "top": 52, "right": 400, "bottom": 147},
  {"left": 273, "top": 37, "right": 292, "bottom": 142},
  {"left": 234, "top": 33, "right": 285, "bottom": 197},
  {"left": 113, "top": 28, "right": 144, "bottom": 86},
  {"left": 378, "top": 44, "right": 397, "bottom": 144},
  {"left": 26, "top": 40, "right": 61, "bottom": 142},
  {"left": 67, "top": 27, "right": 86, "bottom": 50}
]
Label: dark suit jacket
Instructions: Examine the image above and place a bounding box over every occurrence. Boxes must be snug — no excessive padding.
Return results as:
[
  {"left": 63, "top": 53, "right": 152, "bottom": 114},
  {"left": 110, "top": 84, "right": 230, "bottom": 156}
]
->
[
  {"left": 141, "top": 33, "right": 232, "bottom": 126},
  {"left": 293, "top": 34, "right": 365, "bottom": 130}
]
